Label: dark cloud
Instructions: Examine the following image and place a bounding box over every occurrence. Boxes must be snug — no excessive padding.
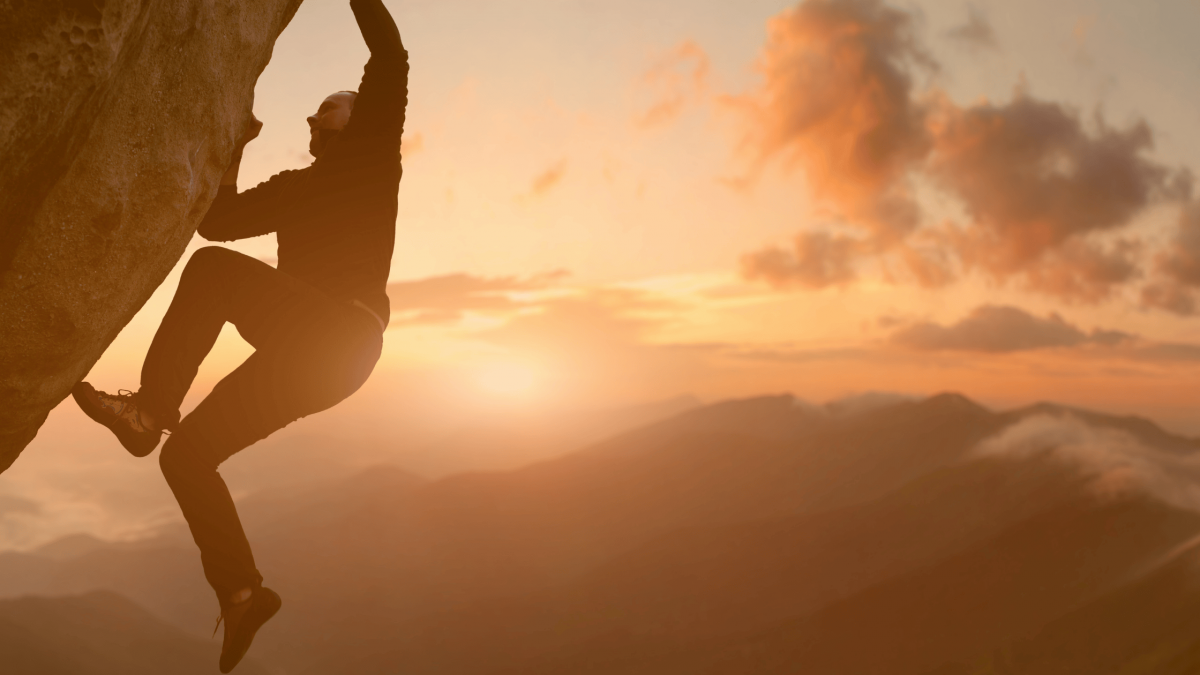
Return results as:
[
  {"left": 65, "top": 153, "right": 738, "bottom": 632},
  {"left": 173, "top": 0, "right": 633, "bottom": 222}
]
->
[
  {"left": 737, "top": 0, "right": 1182, "bottom": 302},
  {"left": 386, "top": 271, "right": 569, "bottom": 325},
  {"left": 1156, "top": 204, "right": 1200, "bottom": 283},
  {"left": 946, "top": 5, "right": 998, "bottom": 51},
  {"left": 1017, "top": 239, "right": 1142, "bottom": 303},
  {"left": 741, "top": 232, "right": 858, "bottom": 289},
  {"left": 890, "top": 305, "right": 1133, "bottom": 353},
  {"left": 1142, "top": 282, "right": 1197, "bottom": 316},
  {"left": 930, "top": 94, "right": 1165, "bottom": 300}
]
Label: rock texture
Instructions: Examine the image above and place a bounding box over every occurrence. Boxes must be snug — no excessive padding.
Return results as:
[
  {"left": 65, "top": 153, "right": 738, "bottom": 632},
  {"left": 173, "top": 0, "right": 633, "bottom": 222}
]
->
[{"left": 0, "top": 0, "right": 304, "bottom": 471}]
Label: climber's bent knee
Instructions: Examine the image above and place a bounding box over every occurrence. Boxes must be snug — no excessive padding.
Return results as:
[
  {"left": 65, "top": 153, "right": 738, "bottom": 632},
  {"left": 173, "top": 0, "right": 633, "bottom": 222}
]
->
[
  {"left": 180, "top": 246, "right": 248, "bottom": 283},
  {"left": 159, "top": 433, "right": 218, "bottom": 485}
]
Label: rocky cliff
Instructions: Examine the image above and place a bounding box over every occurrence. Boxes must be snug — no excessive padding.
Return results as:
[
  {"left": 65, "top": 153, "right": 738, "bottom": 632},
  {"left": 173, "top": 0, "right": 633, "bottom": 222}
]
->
[{"left": 0, "top": 0, "right": 304, "bottom": 471}]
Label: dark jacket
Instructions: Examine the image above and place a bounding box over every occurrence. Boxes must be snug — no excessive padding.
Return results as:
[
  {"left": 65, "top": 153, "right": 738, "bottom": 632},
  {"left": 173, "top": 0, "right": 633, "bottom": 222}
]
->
[{"left": 198, "top": 0, "right": 408, "bottom": 326}]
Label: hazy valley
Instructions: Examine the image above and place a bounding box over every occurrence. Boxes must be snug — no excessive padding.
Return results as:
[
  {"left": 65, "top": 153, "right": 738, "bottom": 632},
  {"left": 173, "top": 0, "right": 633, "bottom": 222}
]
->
[{"left": 2, "top": 393, "right": 1199, "bottom": 674}]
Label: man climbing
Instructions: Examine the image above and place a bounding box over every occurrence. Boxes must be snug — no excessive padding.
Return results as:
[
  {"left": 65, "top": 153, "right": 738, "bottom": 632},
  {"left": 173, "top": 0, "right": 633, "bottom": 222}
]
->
[{"left": 71, "top": 0, "right": 408, "bottom": 670}]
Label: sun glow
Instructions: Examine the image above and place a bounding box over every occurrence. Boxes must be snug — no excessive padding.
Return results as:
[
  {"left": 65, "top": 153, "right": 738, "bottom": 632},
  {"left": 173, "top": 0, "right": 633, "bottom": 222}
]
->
[{"left": 476, "top": 362, "right": 540, "bottom": 398}]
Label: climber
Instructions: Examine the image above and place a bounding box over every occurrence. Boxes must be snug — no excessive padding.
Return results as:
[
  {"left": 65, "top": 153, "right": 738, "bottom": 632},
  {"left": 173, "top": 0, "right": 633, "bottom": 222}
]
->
[{"left": 70, "top": 0, "right": 407, "bottom": 671}]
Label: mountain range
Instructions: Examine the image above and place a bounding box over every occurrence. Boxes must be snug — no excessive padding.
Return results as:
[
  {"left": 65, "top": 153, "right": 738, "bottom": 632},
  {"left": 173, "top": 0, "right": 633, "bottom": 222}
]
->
[{"left": 1, "top": 392, "right": 1198, "bottom": 674}]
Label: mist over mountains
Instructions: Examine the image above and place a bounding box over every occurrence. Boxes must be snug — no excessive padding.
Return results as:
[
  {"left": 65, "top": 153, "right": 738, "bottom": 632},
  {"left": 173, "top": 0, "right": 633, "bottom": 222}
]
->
[{"left": 2, "top": 392, "right": 1199, "bottom": 674}]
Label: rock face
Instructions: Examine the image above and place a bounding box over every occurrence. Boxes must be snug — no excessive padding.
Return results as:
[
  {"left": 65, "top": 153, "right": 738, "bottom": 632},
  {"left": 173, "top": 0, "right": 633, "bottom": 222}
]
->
[{"left": 0, "top": 0, "right": 304, "bottom": 471}]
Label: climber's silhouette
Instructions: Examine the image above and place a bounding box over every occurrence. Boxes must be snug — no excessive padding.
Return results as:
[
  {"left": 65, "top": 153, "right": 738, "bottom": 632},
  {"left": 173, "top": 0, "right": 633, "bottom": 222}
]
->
[{"left": 71, "top": 0, "right": 407, "bottom": 670}]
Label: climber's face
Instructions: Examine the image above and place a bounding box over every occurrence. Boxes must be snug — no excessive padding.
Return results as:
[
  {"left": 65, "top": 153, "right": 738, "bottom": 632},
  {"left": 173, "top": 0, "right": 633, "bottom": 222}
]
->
[{"left": 307, "top": 91, "right": 356, "bottom": 157}]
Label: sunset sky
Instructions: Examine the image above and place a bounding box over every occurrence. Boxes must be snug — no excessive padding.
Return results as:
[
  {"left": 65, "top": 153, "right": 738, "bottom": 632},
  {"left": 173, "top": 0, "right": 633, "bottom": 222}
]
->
[{"left": 3, "top": 0, "right": 1200, "bottom": 548}]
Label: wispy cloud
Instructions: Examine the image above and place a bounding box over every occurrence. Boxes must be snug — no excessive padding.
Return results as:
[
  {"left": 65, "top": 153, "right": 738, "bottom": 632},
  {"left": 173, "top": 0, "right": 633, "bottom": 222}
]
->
[
  {"left": 636, "top": 40, "right": 712, "bottom": 129},
  {"left": 1143, "top": 200, "right": 1200, "bottom": 315},
  {"left": 887, "top": 304, "right": 1200, "bottom": 363},
  {"left": 973, "top": 414, "right": 1200, "bottom": 511},
  {"left": 946, "top": 5, "right": 999, "bottom": 52},
  {"left": 387, "top": 271, "right": 569, "bottom": 326},
  {"left": 526, "top": 159, "right": 569, "bottom": 199},
  {"left": 890, "top": 305, "right": 1130, "bottom": 353}
]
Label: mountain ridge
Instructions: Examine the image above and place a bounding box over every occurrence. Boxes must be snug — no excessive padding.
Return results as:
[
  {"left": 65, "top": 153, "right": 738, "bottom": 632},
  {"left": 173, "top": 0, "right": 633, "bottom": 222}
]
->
[{"left": 1, "top": 391, "right": 1197, "bottom": 674}]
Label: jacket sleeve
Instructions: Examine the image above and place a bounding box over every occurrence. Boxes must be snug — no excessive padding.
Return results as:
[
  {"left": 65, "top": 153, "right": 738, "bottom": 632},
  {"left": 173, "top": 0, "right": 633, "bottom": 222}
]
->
[
  {"left": 338, "top": 0, "right": 409, "bottom": 146},
  {"left": 196, "top": 171, "right": 299, "bottom": 242}
]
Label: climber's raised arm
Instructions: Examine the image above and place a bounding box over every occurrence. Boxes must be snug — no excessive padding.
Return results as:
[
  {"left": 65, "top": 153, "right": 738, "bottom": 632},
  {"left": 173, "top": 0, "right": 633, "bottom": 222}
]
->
[{"left": 337, "top": 0, "right": 409, "bottom": 145}]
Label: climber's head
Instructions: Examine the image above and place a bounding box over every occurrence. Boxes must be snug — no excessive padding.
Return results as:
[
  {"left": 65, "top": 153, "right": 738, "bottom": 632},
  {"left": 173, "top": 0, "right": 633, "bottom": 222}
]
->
[{"left": 307, "top": 90, "right": 358, "bottom": 157}]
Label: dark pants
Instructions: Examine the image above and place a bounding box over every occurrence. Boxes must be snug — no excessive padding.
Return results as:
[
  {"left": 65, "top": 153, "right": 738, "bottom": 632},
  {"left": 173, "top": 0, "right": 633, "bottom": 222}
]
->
[{"left": 140, "top": 247, "right": 382, "bottom": 603}]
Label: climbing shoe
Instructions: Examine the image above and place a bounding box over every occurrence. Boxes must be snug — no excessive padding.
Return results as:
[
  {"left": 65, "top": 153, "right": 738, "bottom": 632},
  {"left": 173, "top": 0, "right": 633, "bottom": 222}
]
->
[
  {"left": 71, "top": 382, "right": 163, "bottom": 457},
  {"left": 217, "top": 586, "right": 282, "bottom": 673}
]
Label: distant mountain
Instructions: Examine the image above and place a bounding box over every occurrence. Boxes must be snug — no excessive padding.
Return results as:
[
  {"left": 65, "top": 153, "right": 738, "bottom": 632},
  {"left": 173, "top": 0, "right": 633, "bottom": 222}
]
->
[
  {"left": 597, "top": 494, "right": 1199, "bottom": 675},
  {"left": 1, "top": 392, "right": 1197, "bottom": 675},
  {"left": 307, "top": 462, "right": 1197, "bottom": 675},
  {"left": 931, "top": 535, "right": 1200, "bottom": 674},
  {"left": 0, "top": 591, "right": 268, "bottom": 675},
  {"left": 0, "top": 465, "right": 428, "bottom": 638}
]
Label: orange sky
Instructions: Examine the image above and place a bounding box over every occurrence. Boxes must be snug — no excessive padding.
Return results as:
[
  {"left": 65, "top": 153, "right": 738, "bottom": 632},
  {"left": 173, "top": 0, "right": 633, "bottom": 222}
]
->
[
  {"left": 54, "top": 0, "right": 1200, "bottom": 430},
  {"left": 3, "top": 0, "right": 1200, "bottom": 549}
]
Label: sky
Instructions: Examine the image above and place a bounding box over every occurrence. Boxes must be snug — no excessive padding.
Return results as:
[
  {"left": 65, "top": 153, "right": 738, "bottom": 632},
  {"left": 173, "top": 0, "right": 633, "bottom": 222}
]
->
[{"left": 3, "top": 0, "right": 1200, "bottom": 549}]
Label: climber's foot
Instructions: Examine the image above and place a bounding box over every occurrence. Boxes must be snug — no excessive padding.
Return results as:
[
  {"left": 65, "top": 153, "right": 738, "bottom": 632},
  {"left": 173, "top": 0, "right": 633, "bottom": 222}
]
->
[
  {"left": 219, "top": 587, "right": 282, "bottom": 673},
  {"left": 71, "top": 382, "right": 163, "bottom": 457}
]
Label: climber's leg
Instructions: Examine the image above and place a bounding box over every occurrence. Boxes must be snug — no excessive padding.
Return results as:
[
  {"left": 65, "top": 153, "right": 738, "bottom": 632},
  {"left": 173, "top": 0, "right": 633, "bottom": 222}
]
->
[
  {"left": 158, "top": 294, "right": 381, "bottom": 601},
  {"left": 139, "top": 246, "right": 323, "bottom": 430}
]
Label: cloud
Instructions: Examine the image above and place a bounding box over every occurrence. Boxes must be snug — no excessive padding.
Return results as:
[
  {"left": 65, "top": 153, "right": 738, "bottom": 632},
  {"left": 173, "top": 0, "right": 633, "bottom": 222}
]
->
[
  {"left": 1134, "top": 341, "right": 1200, "bottom": 362},
  {"left": 973, "top": 414, "right": 1200, "bottom": 512},
  {"left": 890, "top": 305, "right": 1131, "bottom": 353},
  {"left": 0, "top": 494, "right": 40, "bottom": 517},
  {"left": 724, "top": 345, "right": 883, "bottom": 364},
  {"left": 1017, "top": 238, "right": 1142, "bottom": 303},
  {"left": 741, "top": 232, "right": 858, "bottom": 289},
  {"left": 637, "top": 40, "right": 711, "bottom": 129},
  {"left": 527, "top": 160, "right": 569, "bottom": 198},
  {"left": 1143, "top": 201, "right": 1200, "bottom": 314},
  {"left": 736, "top": 0, "right": 1183, "bottom": 302},
  {"left": 928, "top": 92, "right": 1166, "bottom": 300},
  {"left": 1142, "top": 282, "right": 1197, "bottom": 316},
  {"left": 734, "top": 0, "right": 932, "bottom": 245},
  {"left": 386, "top": 271, "right": 568, "bottom": 325},
  {"left": 946, "top": 5, "right": 999, "bottom": 51}
]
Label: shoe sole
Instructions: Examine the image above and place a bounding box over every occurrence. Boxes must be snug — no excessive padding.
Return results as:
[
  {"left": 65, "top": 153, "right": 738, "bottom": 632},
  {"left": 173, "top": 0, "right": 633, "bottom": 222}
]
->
[
  {"left": 71, "top": 383, "right": 160, "bottom": 458},
  {"left": 219, "top": 588, "right": 282, "bottom": 674}
]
